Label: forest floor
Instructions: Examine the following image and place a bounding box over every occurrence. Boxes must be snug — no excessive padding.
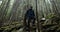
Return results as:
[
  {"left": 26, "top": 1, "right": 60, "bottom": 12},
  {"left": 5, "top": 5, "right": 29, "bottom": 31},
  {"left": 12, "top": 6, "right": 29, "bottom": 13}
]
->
[{"left": 0, "top": 17, "right": 60, "bottom": 32}]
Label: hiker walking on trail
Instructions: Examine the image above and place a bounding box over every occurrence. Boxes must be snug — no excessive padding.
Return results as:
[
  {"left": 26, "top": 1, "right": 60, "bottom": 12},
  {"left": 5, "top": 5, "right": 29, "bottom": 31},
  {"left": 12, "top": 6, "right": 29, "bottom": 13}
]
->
[{"left": 24, "top": 6, "right": 36, "bottom": 32}]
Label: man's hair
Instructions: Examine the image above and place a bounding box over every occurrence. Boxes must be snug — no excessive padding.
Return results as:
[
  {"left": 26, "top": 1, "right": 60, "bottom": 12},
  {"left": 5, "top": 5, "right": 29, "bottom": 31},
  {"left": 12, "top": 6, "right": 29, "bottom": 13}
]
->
[{"left": 30, "top": 6, "right": 33, "bottom": 9}]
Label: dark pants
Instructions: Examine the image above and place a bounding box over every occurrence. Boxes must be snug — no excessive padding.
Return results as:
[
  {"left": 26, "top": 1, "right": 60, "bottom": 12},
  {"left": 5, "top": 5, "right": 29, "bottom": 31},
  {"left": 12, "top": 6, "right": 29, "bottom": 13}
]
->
[{"left": 24, "top": 17, "right": 35, "bottom": 32}]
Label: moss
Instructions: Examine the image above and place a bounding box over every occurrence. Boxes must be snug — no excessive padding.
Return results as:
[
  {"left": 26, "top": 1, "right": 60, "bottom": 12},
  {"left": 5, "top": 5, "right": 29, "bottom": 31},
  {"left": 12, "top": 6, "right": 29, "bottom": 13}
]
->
[
  {"left": 0, "top": 21, "right": 23, "bottom": 31},
  {"left": 46, "top": 13, "right": 56, "bottom": 19}
]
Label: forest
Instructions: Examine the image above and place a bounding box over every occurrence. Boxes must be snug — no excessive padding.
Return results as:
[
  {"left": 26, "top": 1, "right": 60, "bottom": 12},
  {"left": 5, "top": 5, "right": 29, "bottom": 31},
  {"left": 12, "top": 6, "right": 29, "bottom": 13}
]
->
[{"left": 0, "top": 0, "right": 60, "bottom": 32}]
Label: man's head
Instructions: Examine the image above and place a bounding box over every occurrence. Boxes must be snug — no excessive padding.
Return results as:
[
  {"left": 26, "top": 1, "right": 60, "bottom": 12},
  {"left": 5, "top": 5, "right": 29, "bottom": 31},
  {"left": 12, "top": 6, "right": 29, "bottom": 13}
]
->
[
  {"left": 30, "top": 6, "right": 32, "bottom": 8},
  {"left": 29, "top": 6, "right": 33, "bottom": 9}
]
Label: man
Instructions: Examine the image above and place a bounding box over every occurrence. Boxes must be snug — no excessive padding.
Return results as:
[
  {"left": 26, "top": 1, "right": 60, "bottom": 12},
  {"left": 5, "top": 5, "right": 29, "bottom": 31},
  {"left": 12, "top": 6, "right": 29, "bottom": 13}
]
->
[{"left": 24, "top": 6, "right": 35, "bottom": 32}]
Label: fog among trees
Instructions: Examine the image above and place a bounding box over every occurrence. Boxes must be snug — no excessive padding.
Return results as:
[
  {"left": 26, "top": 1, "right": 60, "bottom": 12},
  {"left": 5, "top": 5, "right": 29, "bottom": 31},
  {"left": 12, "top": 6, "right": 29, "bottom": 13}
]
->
[{"left": 0, "top": 0, "right": 60, "bottom": 32}]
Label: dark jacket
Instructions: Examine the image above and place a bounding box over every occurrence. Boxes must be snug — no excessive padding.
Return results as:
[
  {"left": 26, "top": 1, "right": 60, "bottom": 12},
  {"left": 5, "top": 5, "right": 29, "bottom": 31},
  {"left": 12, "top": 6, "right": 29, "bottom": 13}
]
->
[{"left": 25, "top": 9, "right": 35, "bottom": 19}]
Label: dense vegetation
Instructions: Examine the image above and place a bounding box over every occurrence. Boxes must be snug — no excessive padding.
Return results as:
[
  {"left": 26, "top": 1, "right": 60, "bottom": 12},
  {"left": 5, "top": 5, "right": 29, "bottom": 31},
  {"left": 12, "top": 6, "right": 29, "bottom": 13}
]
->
[{"left": 0, "top": 0, "right": 60, "bottom": 32}]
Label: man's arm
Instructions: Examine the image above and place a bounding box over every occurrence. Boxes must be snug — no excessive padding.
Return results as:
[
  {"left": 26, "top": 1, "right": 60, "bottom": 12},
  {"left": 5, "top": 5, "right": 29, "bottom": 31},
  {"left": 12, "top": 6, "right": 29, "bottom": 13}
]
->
[
  {"left": 25, "top": 10, "right": 29, "bottom": 19},
  {"left": 32, "top": 10, "right": 35, "bottom": 16}
]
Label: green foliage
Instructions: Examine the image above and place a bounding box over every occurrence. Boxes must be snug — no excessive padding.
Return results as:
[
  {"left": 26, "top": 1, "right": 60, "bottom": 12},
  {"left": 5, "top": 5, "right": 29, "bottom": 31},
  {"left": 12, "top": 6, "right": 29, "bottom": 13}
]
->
[
  {"left": 46, "top": 13, "right": 56, "bottom": 19},
  {"left": 0, "top": 21, "right": 23, "bottom": 31}
]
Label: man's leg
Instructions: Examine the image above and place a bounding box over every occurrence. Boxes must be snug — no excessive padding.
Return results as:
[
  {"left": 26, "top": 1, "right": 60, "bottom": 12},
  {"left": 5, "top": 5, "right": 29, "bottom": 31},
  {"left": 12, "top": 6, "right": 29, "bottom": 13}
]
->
[
  {"left": 32, "top": 18, "right": 36, "bottom": 32},
  {"left": 27, "top": 18, "right": 31, "bottom": 32},
  {"left": 32, "top": 18, "right": 35, "bottom": 26},
  {"left": 23, "top": 18, "right": 27, "bottom": 32}
]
